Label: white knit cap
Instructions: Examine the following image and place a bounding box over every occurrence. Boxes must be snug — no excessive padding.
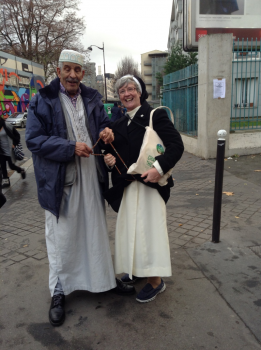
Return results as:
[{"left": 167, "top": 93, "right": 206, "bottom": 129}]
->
[{"left": 59, "top": 49, "right": 85, "bottom": 66}]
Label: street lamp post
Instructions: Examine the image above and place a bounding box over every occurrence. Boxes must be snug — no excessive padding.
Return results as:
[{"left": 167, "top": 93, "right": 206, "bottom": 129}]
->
[{"left": 87, "top": 42, "right": 107, "bottom": 103}]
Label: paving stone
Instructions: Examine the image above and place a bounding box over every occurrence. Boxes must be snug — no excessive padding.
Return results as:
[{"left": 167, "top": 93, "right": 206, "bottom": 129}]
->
[
  {"left": 2, "top": 250, "right": 19, "bottom": 258},
  {"left": 190, "top": 217, "right": 204, "bottom": 222},
  {"left": 183, "top": 242, "right": 200, "bottom": 249},
  {"left": 197, "top": 223, "right": 210, "bottom": 229},
  {"left": 180, "top": 224, "right": 195, "bottom": 230},
  {"left": 197, "top": 233, "right": 211, "bottom": 241},
  {"left": 10, "top": 254, "right": 27, "bottom": 262},
  {"left": 17, "top": 246, "right": 31, "bottom": 253},
  {"left": 11, "top": 236, "right": 30, "bottom": 244},
  {"left": 190, "top": 226, "right": 204, "bottom": 233},
  {"left": 178, "top": 235, "right": 192, "bottom": 242},
  {"left": 0, "top": 256, "right": 9, "bottom": 263},
  {"left": 191, "top": 237, "right": 208, "bottom": 244},
  {"left": 170, "top": 244, "right": 182, "bottom": 250},
  {"left": 0, "top": 260, "right": 15, "bottom": 268},
  {"left": 33, "top": 252, "right": 47, "bottom": 260},
  {"left": 0, "top": 248, "right": 11, "bottom": 256},
  {"left": 186, "top": 230, "right": 200, "bottom": 237},
  {"left": 169, "top": 230, "right": 182, "bottom": 237},
  {"left": 17, "top": 231, "right": 31, "bottom": 237},
  {"left": 2, "top": 226, "right": 18, "bottom": 233},
  {"left": 0, "top": 232, "right": 14, "bottom": 239},
  {"left": 24, "top": 250, "right": 38, "bottom": 257},
  {"left": 202, "top": 219, "right": 213, "bottom": 225},
  {"left": 181, "top": 215, "right": 195, "bottom": 220},
  {"left": 171, "top": 239, "right": 188, "bottom": 246},
  {"left": 175, "top": 228, "right": 189, "bottom": 234}
]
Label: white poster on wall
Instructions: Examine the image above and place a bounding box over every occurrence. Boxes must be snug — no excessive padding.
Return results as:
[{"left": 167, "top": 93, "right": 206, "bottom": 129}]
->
[{"left": 213, "top": 79, "right": 226, "bottom": 99}]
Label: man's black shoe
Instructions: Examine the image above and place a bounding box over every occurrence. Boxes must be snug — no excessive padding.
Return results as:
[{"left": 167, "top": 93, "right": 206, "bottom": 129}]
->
[
  {"left": 49, "top": 294, "right": 65, "bottom": 327},
  {"left": 121, "top": 274, "right": 146, "bottom": 284},
  {"left": 111, "top": 278, "right": 136, "bottom": 295}
]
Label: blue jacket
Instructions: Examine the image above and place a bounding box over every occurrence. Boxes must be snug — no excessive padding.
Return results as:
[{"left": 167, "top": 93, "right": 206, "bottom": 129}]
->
[{"left": 26, "top": 77, "right": 110, "bottom": 218}]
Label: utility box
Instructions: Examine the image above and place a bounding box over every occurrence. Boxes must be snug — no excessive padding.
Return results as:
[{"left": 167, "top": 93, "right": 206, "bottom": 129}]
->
[{"left": 104, "top": 103, "right": 114, "bottom": 119}]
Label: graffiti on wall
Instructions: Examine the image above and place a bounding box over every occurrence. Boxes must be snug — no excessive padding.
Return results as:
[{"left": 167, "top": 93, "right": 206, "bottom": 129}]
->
[{"left": 0, "top": 53, "right": 45, "bottom": 118}]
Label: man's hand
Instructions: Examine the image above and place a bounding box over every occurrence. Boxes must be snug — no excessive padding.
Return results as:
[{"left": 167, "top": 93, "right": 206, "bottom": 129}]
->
[
  {"left": 104, "top": 153, "right": 116, "bottom": 167},
  {"left": 141, "top": 167, "right": 162, "bottom": 183},
  {"left": 99, "top": 127, "right": 114, "bottom": 144},
  {"left": 75, "top": 142, "right": 93, "bottom": 157}
]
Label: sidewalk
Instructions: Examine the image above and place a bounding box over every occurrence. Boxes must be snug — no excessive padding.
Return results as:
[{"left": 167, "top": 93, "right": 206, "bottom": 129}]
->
[{"left": 0, "top": 152, "right": 261, "bottom": 350}]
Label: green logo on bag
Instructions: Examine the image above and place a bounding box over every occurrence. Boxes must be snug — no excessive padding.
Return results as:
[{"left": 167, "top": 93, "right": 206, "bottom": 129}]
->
[
  {"left": 157, "top": 144, "right": 165, "bottom": 155},
  {"left": 147, "top": 155, "right": 155, "bottom": 168}
]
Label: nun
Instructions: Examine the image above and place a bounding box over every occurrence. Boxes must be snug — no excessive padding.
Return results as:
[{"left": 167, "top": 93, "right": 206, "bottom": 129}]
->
[{"left": 103, "top": 75, "right": 184, "bottom": 303}]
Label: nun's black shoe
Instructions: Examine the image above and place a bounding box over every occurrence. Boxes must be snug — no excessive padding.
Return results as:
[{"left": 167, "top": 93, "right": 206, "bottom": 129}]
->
[
  {"left": 111, "top": 278, "right": 136, "bottom": 295},
  {"left": 49, "top": 294, "right": 65, "bottom": 327}
]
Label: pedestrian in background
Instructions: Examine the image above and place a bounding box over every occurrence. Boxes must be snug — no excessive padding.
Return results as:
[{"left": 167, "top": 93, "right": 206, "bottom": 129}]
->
[
  {"left": 26, "top": 49, "right": 135, "bottom": 328},
  {"left": 0, "top": 163, "right": 7, "bottom": 208},
  {"left": 111, "top": 102, "right": 123, "bottom": 122},
  {"left": 0, "top": 118, "right": 26, "bottom": 188}
]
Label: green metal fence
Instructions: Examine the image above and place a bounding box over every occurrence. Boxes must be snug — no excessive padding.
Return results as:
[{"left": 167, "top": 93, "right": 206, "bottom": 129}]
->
[
  {"left": 231, "top": 39, "right": 261, "bottom": 131},
  {"left": 162, "top": 64, "right": 198, "bottom": 136}
]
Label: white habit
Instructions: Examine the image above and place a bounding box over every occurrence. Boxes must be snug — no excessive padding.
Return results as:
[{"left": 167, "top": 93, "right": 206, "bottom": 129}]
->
[
  {"left": 45, "top": 94, "right": 116, "bottom": 296},
  {"left": 114, "top": 107, "right": 172, "bottom": 278}
]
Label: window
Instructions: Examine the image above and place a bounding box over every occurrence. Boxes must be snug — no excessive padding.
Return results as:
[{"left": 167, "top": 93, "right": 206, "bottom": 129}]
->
[{"left": 235, "top": 78, "right": 258, "bottom": 107}]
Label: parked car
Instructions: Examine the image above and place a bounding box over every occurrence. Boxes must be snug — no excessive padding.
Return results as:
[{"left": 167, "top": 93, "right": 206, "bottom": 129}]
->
[{"left": 5, "top": 112, "right": 27, "bottom": 128}]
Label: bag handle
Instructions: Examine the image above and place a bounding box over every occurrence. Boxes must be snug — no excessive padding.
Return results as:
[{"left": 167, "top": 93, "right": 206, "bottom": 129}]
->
[{"left": 149, "top": 106, "right": 174, "bottom": 129}]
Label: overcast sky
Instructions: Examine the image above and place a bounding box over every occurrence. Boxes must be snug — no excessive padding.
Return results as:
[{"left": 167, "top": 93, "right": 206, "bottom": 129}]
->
[{"left": 80, "top": 0, "right": 173, "bottom": 75}]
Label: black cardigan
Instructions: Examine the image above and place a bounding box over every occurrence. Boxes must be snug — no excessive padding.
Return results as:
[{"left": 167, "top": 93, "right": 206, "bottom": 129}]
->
[{"left": 102, "top": 101, "right": 184, "bottom": 212}]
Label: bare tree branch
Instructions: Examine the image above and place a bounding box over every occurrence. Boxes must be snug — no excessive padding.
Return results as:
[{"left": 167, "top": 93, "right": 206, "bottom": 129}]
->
[
  {"left": 0, "top": 0, "right": 90, "bottom": 82},
  {"left": 114, "top": 56, "right": 141, "bottom": 80}
]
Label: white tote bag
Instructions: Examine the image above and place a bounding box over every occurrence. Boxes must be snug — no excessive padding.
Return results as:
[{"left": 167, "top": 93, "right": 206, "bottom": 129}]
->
[{"left": 127, "top": 106, "right": 174, "bottom": 186}]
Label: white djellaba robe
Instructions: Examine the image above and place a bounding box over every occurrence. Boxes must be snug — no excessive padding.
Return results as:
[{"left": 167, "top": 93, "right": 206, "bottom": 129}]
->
[
  {"left": 114, "top": 106, "right": 172, "bottom": 278},
  {"left": 45, "top": 94, "right": 116, "bottom": 296}
]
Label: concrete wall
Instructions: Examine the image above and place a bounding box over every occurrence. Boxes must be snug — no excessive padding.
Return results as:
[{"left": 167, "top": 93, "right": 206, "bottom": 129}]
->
[
  {"left": 228, "top": 132, "right": 261, "bottom": 156},
  {"left": 197, "top": 33, "right": 233, "bottom": 159}
]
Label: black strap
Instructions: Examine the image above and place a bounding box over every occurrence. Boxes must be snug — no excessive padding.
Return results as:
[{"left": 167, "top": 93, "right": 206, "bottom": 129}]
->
[{"left": 125, "top": 113, "right": 146, "bottom": 129}]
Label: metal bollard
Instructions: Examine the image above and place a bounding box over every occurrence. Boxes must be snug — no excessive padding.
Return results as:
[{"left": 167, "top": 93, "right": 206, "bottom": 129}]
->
[{"left": 212, "top": 130, "right": 227, "bottom": 243}]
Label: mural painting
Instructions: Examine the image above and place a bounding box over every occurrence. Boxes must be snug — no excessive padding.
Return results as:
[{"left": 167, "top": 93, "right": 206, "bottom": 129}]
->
[{"left": 0, "top": 52, "right": 45, "bottom": 118}]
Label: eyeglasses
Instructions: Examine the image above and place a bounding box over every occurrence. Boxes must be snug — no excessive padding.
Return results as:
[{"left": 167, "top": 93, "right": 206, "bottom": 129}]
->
[{"left": 119, "top": 87, "right": 137, "bottom": 95}]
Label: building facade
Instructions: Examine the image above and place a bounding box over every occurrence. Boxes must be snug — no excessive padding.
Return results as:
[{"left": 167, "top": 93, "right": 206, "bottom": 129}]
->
[
  {"left": 0, "top": 51, "right": 45, "bottom": 119},
  {"left": 141, "top": 50, "right": 168, "bottom": 104},
  {"left": 105, "top": 73, "right": 117, "bottom": 101},
  {"left": 82, "top": 62, "right": 97, "bottom": 90},
  {"left": 167, "top": 0, "right": 183, "bottom": 51}
]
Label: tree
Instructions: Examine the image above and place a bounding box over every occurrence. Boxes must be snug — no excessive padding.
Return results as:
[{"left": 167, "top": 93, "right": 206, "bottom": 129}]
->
[
  {"left": 0, "top": 0, "right": 90, "bottom": 82},
  {"left": 156, "top": 43, "right": 198, "bottom": 86},
  {"left": 114, "top": 56, "right": 141, "bottom": 80}
]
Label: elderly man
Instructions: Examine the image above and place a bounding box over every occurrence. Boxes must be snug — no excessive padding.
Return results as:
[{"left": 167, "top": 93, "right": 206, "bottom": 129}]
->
[{"left": 26, "top": 49, "right": 135, "bottom": 327}]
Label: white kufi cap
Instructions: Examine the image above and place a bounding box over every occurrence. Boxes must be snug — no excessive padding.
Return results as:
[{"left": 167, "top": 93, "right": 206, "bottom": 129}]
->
[{"left": 59, "top": 49, "right": 85, "bottom": 66}]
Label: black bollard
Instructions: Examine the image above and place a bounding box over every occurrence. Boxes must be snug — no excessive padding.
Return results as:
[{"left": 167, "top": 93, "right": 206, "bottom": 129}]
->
[{"left": 212, "top": 130, "right": 227, "bottom": 243}]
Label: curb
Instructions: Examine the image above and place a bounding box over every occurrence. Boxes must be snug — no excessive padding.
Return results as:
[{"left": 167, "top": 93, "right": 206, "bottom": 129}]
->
[{"left": 2, "top": 157, "right": 33, "bottom": 195}]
